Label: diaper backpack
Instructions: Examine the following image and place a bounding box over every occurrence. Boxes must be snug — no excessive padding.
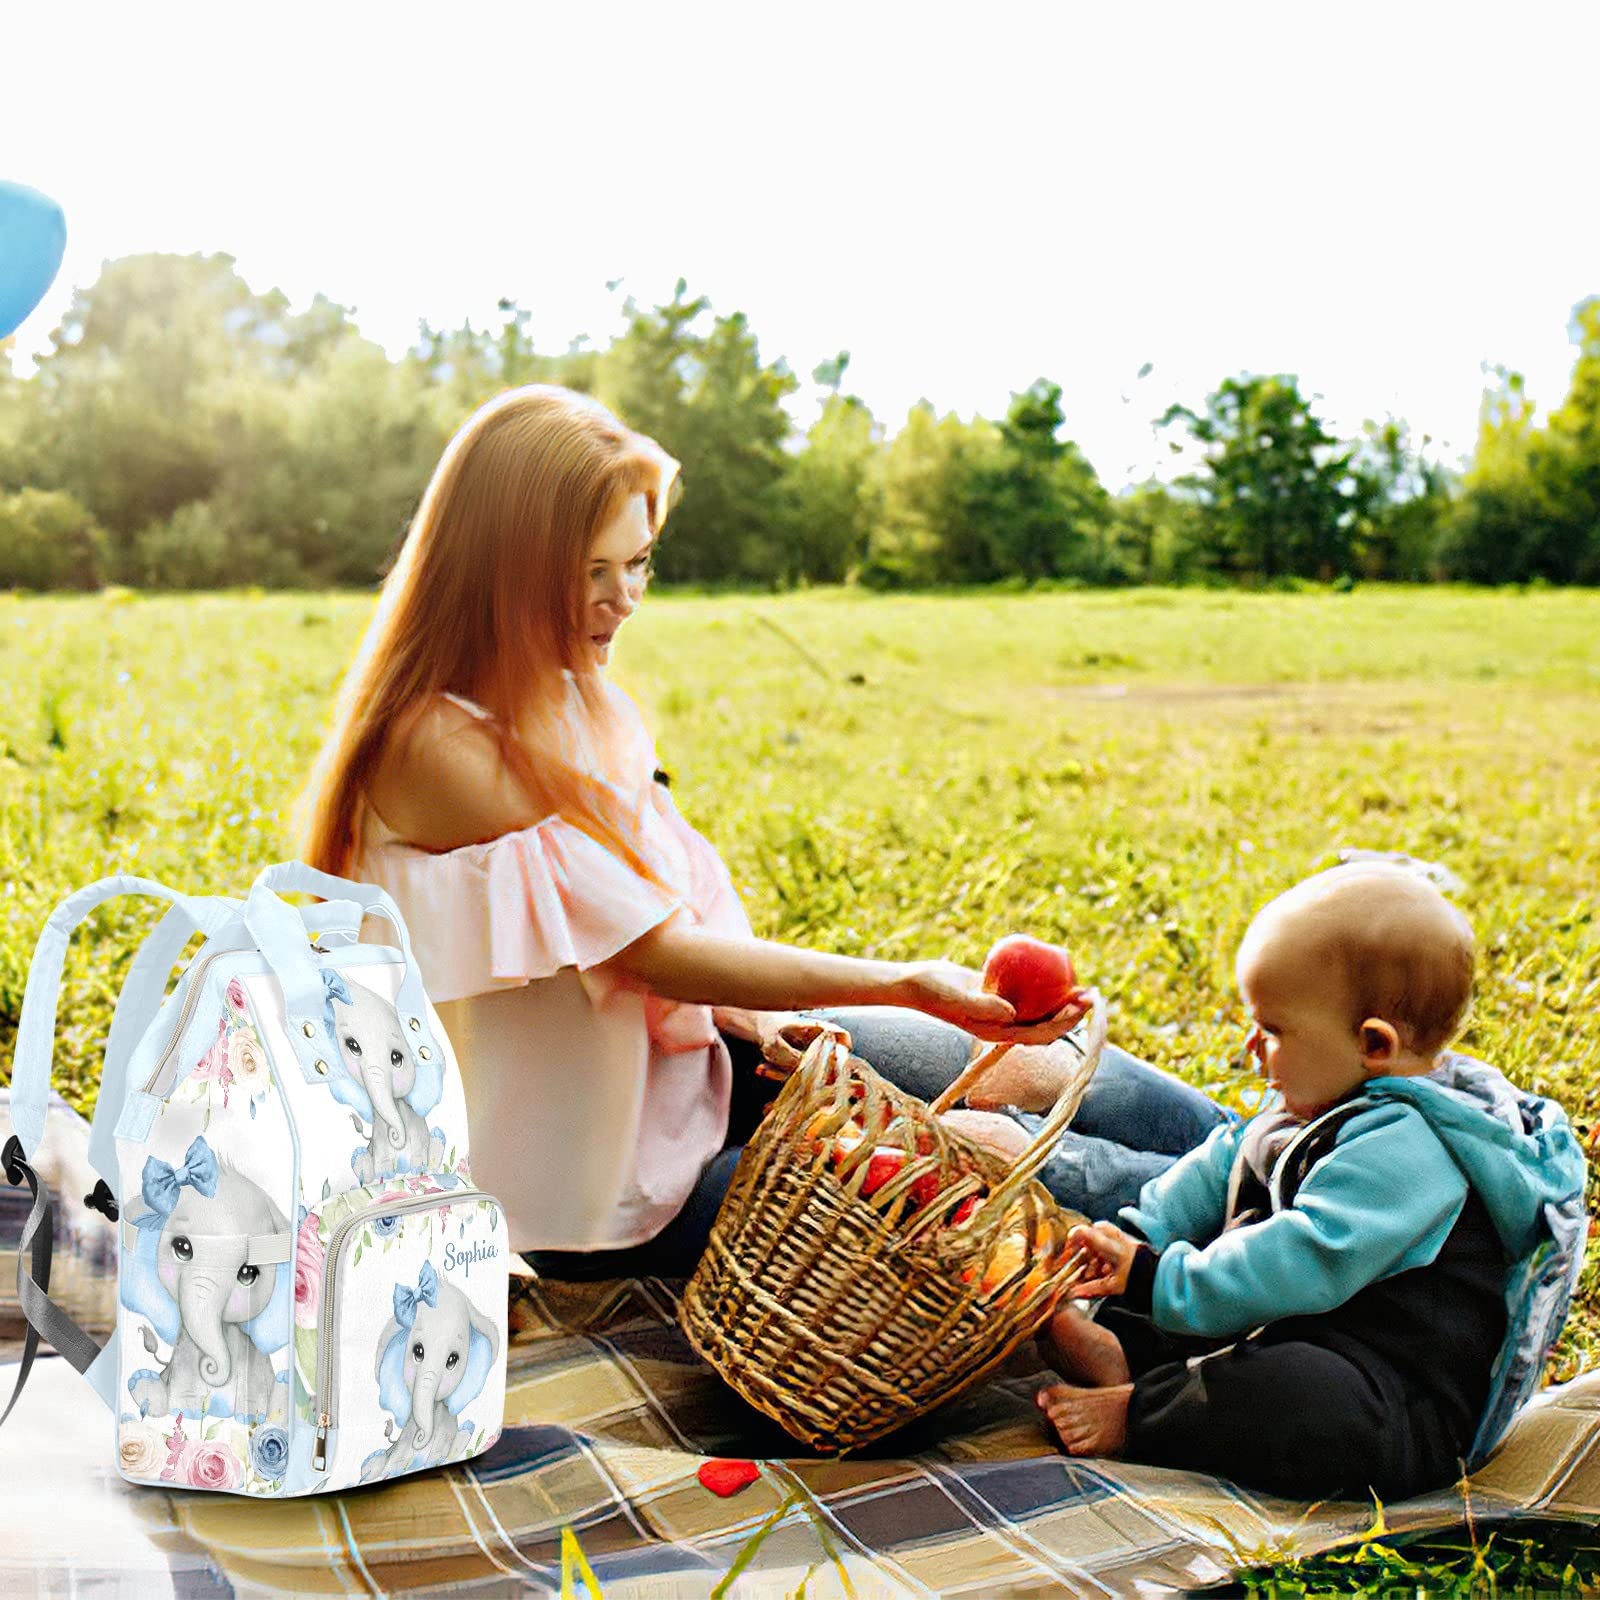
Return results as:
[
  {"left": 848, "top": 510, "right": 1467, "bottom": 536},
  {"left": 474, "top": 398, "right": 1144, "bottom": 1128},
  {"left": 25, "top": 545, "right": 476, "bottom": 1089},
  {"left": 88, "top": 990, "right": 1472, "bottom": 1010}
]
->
[{"left": 2, "top": 862, "right": 509, "bottom": 1497}]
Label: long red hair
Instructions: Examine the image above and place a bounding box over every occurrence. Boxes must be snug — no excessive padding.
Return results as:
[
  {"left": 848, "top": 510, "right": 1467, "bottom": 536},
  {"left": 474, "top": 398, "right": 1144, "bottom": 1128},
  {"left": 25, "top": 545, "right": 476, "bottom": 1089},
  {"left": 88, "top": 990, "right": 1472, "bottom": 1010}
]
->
[{"left": 295, "top": 385, "right": 680, "bottom": 880}]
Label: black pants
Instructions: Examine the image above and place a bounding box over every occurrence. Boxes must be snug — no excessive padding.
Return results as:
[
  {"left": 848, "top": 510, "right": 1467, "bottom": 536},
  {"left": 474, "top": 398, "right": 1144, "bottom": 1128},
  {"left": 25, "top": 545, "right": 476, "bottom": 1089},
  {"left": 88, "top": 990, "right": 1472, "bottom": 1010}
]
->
[{"left": 1103, "top": 1306, "right": 1467, "bottom": 1501}]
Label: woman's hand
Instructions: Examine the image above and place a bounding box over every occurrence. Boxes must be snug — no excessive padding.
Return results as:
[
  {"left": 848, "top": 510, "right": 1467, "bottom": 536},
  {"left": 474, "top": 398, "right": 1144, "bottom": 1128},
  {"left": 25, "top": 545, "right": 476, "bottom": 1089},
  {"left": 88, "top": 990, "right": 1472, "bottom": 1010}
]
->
[
  {"left": 893, "top": 960, "right": 1088, "bottom": 1044},
  {"left": 1066, "top": 1221, "right": 1140, "bottom": 1299},
  {"left": 753, "top": 1012, "right": 852, "bottom": 1077}
]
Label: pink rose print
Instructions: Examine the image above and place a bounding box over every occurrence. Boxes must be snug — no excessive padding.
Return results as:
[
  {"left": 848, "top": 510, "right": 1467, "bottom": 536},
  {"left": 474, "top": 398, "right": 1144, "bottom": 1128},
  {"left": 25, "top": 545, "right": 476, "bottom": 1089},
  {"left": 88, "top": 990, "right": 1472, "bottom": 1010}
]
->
[
  {"left": 191, "top": 1017, "right": 235, "bottom": 1105},
  {"left": 192, "top": 1017, "right": 227, "bottom": 1079},
  {"left": 294, "top": 1211, "right": 325, "bottom": 1330},
  {"left": 161, "top": 1413, "right": 188, "bottom": 1482},
  {"left": 225, "top": 977, "right": 249, "bottom": 1016},
  {"left": 181, "top": 1440, "right": 242, "bottom": 1491}
]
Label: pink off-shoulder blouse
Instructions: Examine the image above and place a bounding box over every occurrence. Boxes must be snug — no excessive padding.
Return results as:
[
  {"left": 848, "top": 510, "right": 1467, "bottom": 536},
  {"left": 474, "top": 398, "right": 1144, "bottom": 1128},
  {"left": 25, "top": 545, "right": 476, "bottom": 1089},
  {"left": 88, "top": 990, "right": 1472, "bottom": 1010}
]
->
[{"left": 355, "top": 684, "right": 752, "bottom": 1254}]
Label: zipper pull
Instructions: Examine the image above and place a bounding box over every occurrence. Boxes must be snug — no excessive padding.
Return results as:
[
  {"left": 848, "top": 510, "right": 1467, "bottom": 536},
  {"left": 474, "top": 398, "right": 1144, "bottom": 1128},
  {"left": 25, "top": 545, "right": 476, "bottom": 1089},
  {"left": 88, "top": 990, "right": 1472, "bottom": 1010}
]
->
[{"left": 312, "top": 1412, "right": 330, "bottom": 1470}]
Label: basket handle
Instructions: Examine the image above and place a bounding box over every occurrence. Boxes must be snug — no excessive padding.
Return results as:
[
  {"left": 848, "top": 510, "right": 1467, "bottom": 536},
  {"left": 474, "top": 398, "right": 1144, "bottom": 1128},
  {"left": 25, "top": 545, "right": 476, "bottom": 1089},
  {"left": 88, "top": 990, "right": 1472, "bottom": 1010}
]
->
[{"left": 931, "top": 991, "right": 1109, "bottom": 1215}]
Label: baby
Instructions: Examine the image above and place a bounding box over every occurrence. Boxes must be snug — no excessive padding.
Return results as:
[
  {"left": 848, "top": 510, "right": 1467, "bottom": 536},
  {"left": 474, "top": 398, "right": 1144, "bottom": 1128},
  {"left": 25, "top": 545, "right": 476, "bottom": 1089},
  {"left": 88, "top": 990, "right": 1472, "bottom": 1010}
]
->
[{"left": 1034, "top": 860, "right": 1588, "bottom": 1501}]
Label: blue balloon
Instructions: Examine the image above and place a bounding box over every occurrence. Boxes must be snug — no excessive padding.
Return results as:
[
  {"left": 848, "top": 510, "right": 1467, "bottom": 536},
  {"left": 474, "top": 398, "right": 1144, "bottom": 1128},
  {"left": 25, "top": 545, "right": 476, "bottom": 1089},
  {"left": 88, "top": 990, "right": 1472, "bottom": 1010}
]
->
[{"left": 0, "top": 180, "right": 67, "bottom": 339}]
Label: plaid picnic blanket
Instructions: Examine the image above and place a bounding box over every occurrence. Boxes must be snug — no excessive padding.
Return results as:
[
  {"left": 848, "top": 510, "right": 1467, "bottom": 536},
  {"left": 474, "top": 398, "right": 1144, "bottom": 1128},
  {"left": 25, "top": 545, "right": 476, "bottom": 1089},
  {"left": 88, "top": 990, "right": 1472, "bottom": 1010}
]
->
[
  {"left": 5, "top": 1089, "right": 1599, "bottom": 1596},
  {"left": 5, "top": 1261, "right": 1600, "bottom": 1597}
]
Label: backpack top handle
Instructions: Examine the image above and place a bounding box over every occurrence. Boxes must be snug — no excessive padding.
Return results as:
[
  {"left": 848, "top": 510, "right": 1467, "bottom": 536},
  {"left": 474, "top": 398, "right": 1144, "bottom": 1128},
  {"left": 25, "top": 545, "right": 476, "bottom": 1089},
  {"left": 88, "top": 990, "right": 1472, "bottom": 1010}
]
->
[{"left": 242, "top": 863, "right": 442, "bottom": 1090}]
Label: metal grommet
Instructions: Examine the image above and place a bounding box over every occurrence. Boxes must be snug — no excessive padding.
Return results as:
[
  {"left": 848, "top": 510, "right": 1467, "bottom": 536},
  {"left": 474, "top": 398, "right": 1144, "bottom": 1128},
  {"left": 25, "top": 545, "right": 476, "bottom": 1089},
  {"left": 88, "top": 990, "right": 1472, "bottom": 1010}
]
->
[
  {"left": 314, "top": 1059, "right": 329, "bottom": 1076},
  {"left": 417, "top": 1046, "right": 432, "bottom": 1061},
  {"left": 301, "top": 1021, "right": 316, "bottom": 1039},
  {"left": 407, "top": 1017, "right": 421, "bottom": 1032}
]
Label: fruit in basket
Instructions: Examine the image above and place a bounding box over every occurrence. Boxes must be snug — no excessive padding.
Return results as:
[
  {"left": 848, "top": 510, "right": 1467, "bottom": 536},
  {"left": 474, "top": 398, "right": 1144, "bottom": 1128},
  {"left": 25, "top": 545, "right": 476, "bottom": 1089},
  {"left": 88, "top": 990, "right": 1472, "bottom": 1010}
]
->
[
  {"left": 981, "top": 935, "right": 1079, "bottom": 1024},
  {"left": 979, "top": 1227, "right": 1030, "bottom": 1295},
  {"left": 965, "top": 1213, "right": 1061, "bottom": 1299},
  {"left": 860, "top": 1148, "right": 906, "bottom": 1196}
]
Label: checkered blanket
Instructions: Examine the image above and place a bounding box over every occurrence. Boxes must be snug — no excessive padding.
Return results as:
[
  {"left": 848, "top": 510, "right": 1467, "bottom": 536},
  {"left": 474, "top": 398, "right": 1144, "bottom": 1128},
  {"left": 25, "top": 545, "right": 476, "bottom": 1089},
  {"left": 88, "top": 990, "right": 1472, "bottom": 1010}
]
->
[
  {"left": 4, "top": 1259, "right": 1600, "bottom": 1598},
  {"left": 5, "top": 1086, "right": 1598, "bottom": 1596}
]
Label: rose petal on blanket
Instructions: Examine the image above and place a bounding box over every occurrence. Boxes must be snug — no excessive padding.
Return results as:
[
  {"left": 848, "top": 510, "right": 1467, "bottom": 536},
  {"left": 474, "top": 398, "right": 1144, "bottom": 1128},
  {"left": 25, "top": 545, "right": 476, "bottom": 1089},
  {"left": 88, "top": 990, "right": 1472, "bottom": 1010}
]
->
[{"left": 697, "top": 1457, "right": 761, "bottom": 1497}]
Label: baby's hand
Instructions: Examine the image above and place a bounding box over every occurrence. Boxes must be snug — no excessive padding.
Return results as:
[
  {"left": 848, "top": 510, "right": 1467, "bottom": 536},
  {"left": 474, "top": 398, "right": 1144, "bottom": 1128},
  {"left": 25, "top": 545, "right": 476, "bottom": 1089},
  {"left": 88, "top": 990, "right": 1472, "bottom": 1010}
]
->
[{"left": 1066, "top": 1221, "right": 1140, "bottom": 1299}]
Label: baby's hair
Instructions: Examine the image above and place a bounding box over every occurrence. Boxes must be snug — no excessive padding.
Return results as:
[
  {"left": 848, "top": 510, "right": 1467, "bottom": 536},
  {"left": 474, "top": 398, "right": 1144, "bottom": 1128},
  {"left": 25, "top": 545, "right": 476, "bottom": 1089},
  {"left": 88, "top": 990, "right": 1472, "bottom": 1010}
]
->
[{"left": 1245, "top": 861, "right": 1476, "bottom": 1055}]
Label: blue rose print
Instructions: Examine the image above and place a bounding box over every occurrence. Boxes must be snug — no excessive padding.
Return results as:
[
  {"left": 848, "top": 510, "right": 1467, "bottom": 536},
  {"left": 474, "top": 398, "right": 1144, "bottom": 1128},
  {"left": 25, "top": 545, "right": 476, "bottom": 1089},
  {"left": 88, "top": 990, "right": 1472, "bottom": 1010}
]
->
[{"left": 250, "top": 1425, "right": 289, "bottom": 1481}]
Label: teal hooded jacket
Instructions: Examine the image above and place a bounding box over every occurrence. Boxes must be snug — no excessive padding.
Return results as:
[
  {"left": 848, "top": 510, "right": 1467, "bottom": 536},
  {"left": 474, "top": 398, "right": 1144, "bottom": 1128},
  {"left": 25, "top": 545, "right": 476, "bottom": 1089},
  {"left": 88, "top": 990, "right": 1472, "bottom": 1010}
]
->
[{"left": 1120, "top": 1053, "right": 1588, "bottom": 1464}]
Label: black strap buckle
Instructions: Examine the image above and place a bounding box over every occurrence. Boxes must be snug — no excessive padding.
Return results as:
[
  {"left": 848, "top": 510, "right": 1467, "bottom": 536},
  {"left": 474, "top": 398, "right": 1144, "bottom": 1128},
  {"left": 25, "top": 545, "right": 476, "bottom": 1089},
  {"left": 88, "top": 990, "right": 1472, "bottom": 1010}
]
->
[
  {"left": 84, "top": 1179, "right": 119, "bottom": 1222},
  {"left": 5, "top": 1136, "right": 119, "bottom": 1220}
]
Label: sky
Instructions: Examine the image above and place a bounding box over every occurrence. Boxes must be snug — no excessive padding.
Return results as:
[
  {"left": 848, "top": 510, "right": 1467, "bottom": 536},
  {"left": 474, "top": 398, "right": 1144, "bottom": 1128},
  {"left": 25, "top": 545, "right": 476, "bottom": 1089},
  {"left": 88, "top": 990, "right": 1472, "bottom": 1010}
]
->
[{"left": 3, "top": 1, "right": 1597, "bottom": 489}]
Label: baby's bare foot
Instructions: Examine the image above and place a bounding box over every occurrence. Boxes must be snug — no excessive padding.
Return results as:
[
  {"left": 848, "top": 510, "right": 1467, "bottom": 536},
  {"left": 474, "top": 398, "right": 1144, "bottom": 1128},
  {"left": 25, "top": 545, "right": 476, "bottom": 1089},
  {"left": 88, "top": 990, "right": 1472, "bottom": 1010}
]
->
[
  {"left": 1036, "top": 1305, "right": 1131, "bottom": 1388},
  {"left": 1035, "top": 1381, "right": 1132, "bottom": 1457}
]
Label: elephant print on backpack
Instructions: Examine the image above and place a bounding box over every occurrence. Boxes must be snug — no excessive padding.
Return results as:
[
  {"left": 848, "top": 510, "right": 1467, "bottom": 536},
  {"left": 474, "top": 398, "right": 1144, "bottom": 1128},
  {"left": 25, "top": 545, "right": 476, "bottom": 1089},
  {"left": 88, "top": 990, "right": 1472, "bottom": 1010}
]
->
[
  {"left": 321, "top": 971, "right": 447, "bottom": 1183},
  {"left": 358, "top": 1260, "right": 499, "bottom": 1483},
  {"left": 121, "top": 1136, "right": 292, "bottom": 1426}
]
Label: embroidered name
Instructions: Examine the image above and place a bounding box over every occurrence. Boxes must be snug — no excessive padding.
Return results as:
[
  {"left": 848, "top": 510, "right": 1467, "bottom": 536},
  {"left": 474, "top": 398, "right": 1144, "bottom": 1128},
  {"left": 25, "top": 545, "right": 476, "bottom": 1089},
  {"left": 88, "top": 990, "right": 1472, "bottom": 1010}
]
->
[{"left": 443, "top": 1239, "right": 500, "bottom": 1277}]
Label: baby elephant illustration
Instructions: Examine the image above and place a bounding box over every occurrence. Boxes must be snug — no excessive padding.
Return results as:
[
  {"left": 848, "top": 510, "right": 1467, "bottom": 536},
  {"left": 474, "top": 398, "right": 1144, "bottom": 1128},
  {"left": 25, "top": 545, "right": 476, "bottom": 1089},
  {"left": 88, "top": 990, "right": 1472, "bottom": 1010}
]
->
[
  {"left": 359, "top": 1261, "right": 498, "bottom": 1483},
  {"left": 324, "top": 972, "right": 446, "bottom": 1183},
  {"left": 122, "top": 1136, "right": 291, "bottom": 1425}
]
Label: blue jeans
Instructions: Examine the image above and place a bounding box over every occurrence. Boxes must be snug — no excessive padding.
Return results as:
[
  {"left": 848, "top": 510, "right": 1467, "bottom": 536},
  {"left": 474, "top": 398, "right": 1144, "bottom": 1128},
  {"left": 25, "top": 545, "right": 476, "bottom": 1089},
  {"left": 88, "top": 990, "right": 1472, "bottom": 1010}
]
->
[
  {"left": 810, "top": 1007, "right": 1234, "bottom": 1219},
  {"left": 521, "top": 1007, "right": 1233, "bottom": 1280}
]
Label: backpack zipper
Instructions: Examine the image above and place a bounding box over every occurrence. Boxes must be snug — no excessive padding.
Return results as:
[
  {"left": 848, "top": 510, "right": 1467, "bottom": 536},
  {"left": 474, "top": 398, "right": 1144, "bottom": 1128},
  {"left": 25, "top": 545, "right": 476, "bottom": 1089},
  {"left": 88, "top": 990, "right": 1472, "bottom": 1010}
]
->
[
  {"left": 140, "top": 950, "right": 228, "bottom": 1094},
  {"left": 310, "top": 1186, "right": 479, "bottom": 1472},
  {"left": 139, "top": 945, "right": 388, "bottom": 1097}
]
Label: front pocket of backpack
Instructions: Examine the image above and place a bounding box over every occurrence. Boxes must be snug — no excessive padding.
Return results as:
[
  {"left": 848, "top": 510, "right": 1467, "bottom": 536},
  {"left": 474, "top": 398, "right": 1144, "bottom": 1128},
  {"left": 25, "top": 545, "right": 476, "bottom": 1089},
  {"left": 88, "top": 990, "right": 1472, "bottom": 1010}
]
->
[{"left": 306, "top": 1184, "right": 507, "bottom": 1491}]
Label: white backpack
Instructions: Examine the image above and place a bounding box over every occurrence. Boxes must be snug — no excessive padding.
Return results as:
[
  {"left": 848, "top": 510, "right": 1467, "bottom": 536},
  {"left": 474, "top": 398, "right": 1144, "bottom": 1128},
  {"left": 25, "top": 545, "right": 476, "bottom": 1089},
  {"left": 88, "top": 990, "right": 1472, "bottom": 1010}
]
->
[{"left": 2, "top": 863, "right": 508, "bottom": 1496}]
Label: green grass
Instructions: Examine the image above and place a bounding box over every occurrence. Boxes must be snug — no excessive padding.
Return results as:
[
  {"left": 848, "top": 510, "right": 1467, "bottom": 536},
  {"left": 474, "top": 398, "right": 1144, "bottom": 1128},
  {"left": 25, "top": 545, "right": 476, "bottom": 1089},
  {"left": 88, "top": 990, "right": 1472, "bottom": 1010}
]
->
[
  {"left": 1227, "top": 1515, "right": 1600, "bottom": 1596},
  {"left": 2, "top": 583, "right": 1597, "bottom": 1588}
]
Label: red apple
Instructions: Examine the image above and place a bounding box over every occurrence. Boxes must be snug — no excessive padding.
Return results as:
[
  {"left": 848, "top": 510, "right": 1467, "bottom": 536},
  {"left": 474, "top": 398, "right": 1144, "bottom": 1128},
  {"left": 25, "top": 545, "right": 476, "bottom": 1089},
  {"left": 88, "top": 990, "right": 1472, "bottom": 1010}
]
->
[{"left": 982, "top": 935, "right": 1078, "bottom": 1024}]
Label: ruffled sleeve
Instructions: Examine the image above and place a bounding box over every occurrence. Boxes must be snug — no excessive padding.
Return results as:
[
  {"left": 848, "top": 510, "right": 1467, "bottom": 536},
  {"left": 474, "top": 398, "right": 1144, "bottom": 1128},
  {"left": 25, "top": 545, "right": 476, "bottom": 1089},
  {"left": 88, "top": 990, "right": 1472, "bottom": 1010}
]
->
[
  {"left": 647, "top": 783, "right": 754, "bottom": 944},
  {"left": 361, "top": 814, "right": 687, "bottom": 1006}
]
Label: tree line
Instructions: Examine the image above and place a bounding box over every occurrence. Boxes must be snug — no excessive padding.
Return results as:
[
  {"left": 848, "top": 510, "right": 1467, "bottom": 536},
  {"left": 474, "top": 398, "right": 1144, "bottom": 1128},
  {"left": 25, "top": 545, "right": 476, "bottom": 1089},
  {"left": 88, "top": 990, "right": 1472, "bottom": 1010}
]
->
[{"left": 0, "top": 252, "right": 1596, "bottom": 592}]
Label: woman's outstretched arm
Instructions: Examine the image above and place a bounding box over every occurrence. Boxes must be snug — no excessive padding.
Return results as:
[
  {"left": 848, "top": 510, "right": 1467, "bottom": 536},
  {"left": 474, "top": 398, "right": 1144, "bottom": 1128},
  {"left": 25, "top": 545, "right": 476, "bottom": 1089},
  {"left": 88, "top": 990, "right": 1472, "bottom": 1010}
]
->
[{"left": 601, "top": 918, "right": 1081, "bottom": 1046}]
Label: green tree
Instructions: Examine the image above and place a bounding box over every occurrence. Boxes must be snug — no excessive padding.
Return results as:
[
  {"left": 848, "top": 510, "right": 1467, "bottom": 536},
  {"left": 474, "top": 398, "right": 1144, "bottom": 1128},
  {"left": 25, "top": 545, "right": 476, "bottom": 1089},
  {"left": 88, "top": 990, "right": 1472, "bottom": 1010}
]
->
[
  {"left": 1537, "top": 297, "right": 1600, "bottom": 582},
  {"left": 867, "top": 402, "right": 1003, "bottom": 587},
  {"left": 1445, "top": 302, "right": 1600, "bottom": 584},
  {"left": 1439, "top": 366, "right": 1544, "bottom": 582},
  {"left": 782, "top": 393, "right": 882, "bottom": 583},
  {"left": 1348, "top": 417, "right": 1454, "bottom": 580},
  {"left": 13, "top": 254, "right": 380, "bottom": 578},
  {"left": 960, "top": 380, "right": 1106, "bottom": 582},
  {"left": 1103, "top": 481, "right": 1208, "bottom": 583},
  {"left": 0, "top": 488, "right": 109, "bottom": 590},
  {"left": 1160, "top": 374, "right": 1358, "bottom": 579},
  {"left": 407, "top": 299, "right": 570, "bottom": 418},
  {"left": 225, "top": 337, "right": 448, "bottom": 586},
  {"left": 597, "top": 284, "right": 796, "bottom": 583}
]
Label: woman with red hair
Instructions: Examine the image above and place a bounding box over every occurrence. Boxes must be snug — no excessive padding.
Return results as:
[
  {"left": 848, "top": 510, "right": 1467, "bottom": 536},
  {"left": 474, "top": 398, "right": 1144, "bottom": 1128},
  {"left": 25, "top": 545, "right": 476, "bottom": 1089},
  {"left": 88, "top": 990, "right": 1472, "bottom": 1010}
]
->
[{"left": 296, "top": 385, "right": 1085, "bottom": 1279}]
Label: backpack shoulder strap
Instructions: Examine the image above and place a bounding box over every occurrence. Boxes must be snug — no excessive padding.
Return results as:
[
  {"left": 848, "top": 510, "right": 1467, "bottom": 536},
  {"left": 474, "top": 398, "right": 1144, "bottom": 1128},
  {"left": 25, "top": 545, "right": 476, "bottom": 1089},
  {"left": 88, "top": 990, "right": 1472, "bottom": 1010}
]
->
[
  {"left": 3, "top": 876, "right": 235, "bottom": 1433},
  {"left": 9, "top": 875, "right": 235, "bottom": 1162},
  {"left": 92, "top": 896, "right": 240, "bottom": 1183},
  {"left": 0, "top": 1136, "right": 104, "bottom": 1427}
]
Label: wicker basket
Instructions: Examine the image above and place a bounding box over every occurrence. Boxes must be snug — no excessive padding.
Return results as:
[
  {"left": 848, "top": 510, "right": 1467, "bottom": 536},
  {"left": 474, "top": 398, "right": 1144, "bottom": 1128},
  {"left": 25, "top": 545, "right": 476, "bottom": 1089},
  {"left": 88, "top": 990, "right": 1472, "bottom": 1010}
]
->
[{"left": 680, "top": 994, "right": 1108, "bottom": 1453}]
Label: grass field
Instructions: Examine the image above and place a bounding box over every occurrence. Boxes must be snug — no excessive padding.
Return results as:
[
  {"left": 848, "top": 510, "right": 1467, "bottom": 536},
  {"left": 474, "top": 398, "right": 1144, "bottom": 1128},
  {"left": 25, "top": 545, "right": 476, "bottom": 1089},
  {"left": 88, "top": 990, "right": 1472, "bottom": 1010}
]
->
[{"left": 3, "top": 584, "right": 1598, "bottom": 1390}]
